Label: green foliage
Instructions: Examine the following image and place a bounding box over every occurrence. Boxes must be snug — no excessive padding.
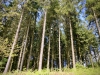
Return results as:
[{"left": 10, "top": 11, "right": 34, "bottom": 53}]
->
[
  {"left": 0, "top": 37, "right": 10, "bottom": 70},
  {"left": 0, "top": 0, "right": 99, "bottom": 74},
  {"left": 1, "top": 67, "right": 100, "bottom": 75},
  {"left": 86, "top": 14, "right": 94, "bottom": 21},
  {"left": 74, "top": 67, "right": 100, "bottom": 75},
  {"left": 0, "top": 24, "right": 4, "bottom": 34},
  {"left": 0, "top": 37, "right": 10, "bottom": 57},
  {"left": 3, "top": 12, "right": 20, "bottom": 17},
  {"left": 0, "top": 58, "right": 7, "bottom": 65},
  {"left": 75, "top": 25, "right": 97, "bottom": 53},
  {"left": 75, "top": 62, "right": 85, "bottom": 69},
  {"left": 86, "top": 0, "right": 95, "bottom": 5},
  {"left": 86, "top": 0, "right": 100, "bottom": 22},
  {"left": 55, "top": 0, "right": 75, "bottom": 16}
]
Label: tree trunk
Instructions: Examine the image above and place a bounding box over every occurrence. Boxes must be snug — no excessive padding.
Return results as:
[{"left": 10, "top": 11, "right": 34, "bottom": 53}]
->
[
  {"left": 9, "top": 58, "right": 13, "bottom": 71},
  {"left": 92, "top": 9, "right": 100, "bottom": 37},
  {"left": 37, "top": 54, "right": 39, "bottom": 69},
  {"left": 27, "top": 34, "right": 33, "bottom": 70},
  {"left": 51, "top": 39, "right": 54, "bottom": 71},
  {"left": 93, "top": 49, "right": 97, "bottom": 62},
  {"left": 59, "top": 25, "right": 61, "bottom": 70},
  {"left": 47, "top": 35, "right": 50, "bottom": 70},
  {"left": 51, "top": 49, "right": 54, "bottom": 71},
  {"left": 3, "top": 11, "right": 23, "bottom": 74},
  {"left": 69, "top": 18, "right": 75, "bottom": 69},
  {"left": 20, "top": 25, "right": 29, "bottom": 71},
  {"left": 17, "top": 35, "right": 25, "bottom": 70},
  {"left": 89, "top": 54, "right": 94, "bottom": 68},
  {"left": 67, "top": 50, "right": 70, "bottom": 68},
  {"left": 38, "top": 10, "right": 47, "bottom": 71},
  {"left": 98, "top": 54, "right": 100, "bottom": 65}
]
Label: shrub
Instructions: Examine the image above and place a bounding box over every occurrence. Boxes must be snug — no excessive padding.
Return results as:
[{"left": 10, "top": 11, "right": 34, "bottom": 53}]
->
[{"left": 75, "top": 62, "right": 85, "bottom": 69}]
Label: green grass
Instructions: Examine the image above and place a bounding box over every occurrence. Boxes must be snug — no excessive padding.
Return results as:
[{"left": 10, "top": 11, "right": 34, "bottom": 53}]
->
[
  {"left": 73, "top": 67, "right": 100, "bottom": 75},
  {"left": 0, "top": 67, "right": 100, "bottom": 75}
]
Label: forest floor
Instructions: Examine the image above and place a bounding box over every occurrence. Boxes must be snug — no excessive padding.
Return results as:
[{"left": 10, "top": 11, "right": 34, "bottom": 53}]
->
[{"left": 0, "top": 67, "right": 100, "bottom": 75}]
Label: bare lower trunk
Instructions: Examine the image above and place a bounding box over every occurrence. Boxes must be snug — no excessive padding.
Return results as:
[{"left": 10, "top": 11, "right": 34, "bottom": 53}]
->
[
  {"left": 3, "top": 11, "right": 23, "bottom": 74},
  {"left": 69, "top": 18, "right": 75, "bottom": 69},
  {"left": 17, "top": 35, "right": 25, "bottom": 70},
  {"left": 67, "top": 50, "right": 70, "bottom": 68},
  {"left": 20, "top": 26, "right": 29, "bottom": 71},
  {"left": 51, "top": 50, "right": 54, "bottom": 71},
  {"left": 98, "top": 55, "right": 100, "bottom": 65},
  {"left": 37, "top": 54, "right": 39, "bottom": 69},
  {"left": 27, "top": 35, "right": 33, "bottom": 70},
  {"left": 89, "top": 54, "right": 94, "bottom": 68},
  {"left": 38, "top": 10, "right": 47, "bottom": 71},
  {"left": 59, "top": 26, "right": 61, "bottom": 70},
  {"left": 9, "top": 59, "right": 13, "bottom": 71},
  {"left": 47, "top": 35, "right": 50, "bottom": 70}
]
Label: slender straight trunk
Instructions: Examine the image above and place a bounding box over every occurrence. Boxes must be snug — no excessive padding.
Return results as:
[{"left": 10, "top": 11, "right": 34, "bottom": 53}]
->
[
  {"left": 85, "top": 55, "right": 88, "bottom": 67},
  {"left": 38, "top": 10, "right": 47, "bottom": 71},
  {"left": 32, "top": 59, "right": 35, "bottom": 71},
  {"left": 77, "top": 46, "right": 80, "bottom": 62},
  {"left": 37, "top": 54, "right": 39, "bottom": 69},
  {"left": 79, "top": 47, "right": 82, "bottom": 63},
  {"left": 51, "top": 50, "right": 53, "bottom": 71},
  {"left": 93, "top": 49, "right": 97, "bottom": 62},
  {"left": 20, "top": 26, "right": 29, "bottom": 71},
  {"left": 17, "top": 35, "right": 25, "bottom": 70},
  {"left": 9, "top": 59, "right": 13, "bottom": 71},
  {"left": 59, "top": 26, "right": 61, "bottom": 70},
  {"left": 47, "top": 35, "right": 50, "bottom": 70},
  {"left": 98, "top": 55, "right": 100, "bottom": 65},
  {"left": 92, "top": 9, "right": 100, "bottom": 36},
  {"left": 94, "top": 49, "right": 99, "bottom": 67},
  {"left": 89, "top": 54, "right": 94, "bottom": 68},
  {"left": 27, "top": 14, "right": 36, "bottom": 70},
  {"left": 61, "top": 54, "right": 64, "bottom": 69},
  {"left": 27, "top": 35, "right": 33, "bottom": 70},
  {"left": 3, "top": 11, "right": 23, "bottom": 74},
  {"left": 67, "top": 50, "right": 70, "bottom": 68},
  {"left": 69, "top": 18, "right": 75, "bottom": 69},
  {"left": 51, "top": 44, "right": 54, "bottom": 71}
]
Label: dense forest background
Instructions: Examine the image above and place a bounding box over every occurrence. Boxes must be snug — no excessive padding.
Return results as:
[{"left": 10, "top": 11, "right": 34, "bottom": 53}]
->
[{"left": 0, "top": 0, "right": 100, "bottom": 75}]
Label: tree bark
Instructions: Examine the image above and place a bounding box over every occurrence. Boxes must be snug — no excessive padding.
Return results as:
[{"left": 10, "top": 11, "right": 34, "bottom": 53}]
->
[
  {"left": 3, "top": 11, "right": 23, "bottom": 74},
  {"left": 47, "top": 35, "right": 50, "bottom": 70},
  {"left": 89, "top": 54, "right": 94, "bottom": 68},
  {"left": 27, "top": 34, "right": 33, "bottom": 70},
  {"left": 69, "top": 18, "right": 76, "bottom": 69},
  {"left": 20, "top": 25, "right": 29, "bottom": 71},
  {"left": 59, "top": 25, "right": 61, "bottom": 70},
  {"left": 17, "top": 35, "right": 25, "bottom": 70},
  {"left": 9, "top": 58, "right": 13, "bottom": 71},
  {"left": 92, "top": 9, "right": 100, "bottom": 37},
  {"left": 51, "top": 49, "right": 54, "bottom": 71},
  {"left": 38, "top": 10, "right": 47, "bottom": 71},
  {"left": 67, "top": 50, "right": 70, "bottom": 68}
]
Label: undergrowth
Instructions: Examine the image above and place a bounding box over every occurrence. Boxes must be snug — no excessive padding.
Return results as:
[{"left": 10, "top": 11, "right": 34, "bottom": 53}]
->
[{"left": 1, "top": 65, "right": 100, "bottom": 75}]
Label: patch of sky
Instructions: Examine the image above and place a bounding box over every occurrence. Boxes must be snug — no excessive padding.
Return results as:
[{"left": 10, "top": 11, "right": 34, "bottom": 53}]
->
[
  {"left": 18, "top": 0, "right": 26, "bottom": 9},
  {"left": 60, "top": 23, "right": 65, "bottom": 34},
  {"left": 36, "top": 9, "right": 44, "bottom": 27},
  {"left": 18, "top": 4, "right": 22, "bottom": 9},
  {"left": 78, "top": 0, "right": 88, "bottom": 26},
  {"left": 36, "top": 10, "right": 43, "bottom": 22},
  {"left": 64, "top": 60, "right": 67, "bottom": 67}
]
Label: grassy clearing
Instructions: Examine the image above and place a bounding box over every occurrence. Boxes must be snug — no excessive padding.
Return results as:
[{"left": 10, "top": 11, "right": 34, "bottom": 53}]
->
[{"left": 0, "top": 67, "right": 100, "bottom": 75}]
